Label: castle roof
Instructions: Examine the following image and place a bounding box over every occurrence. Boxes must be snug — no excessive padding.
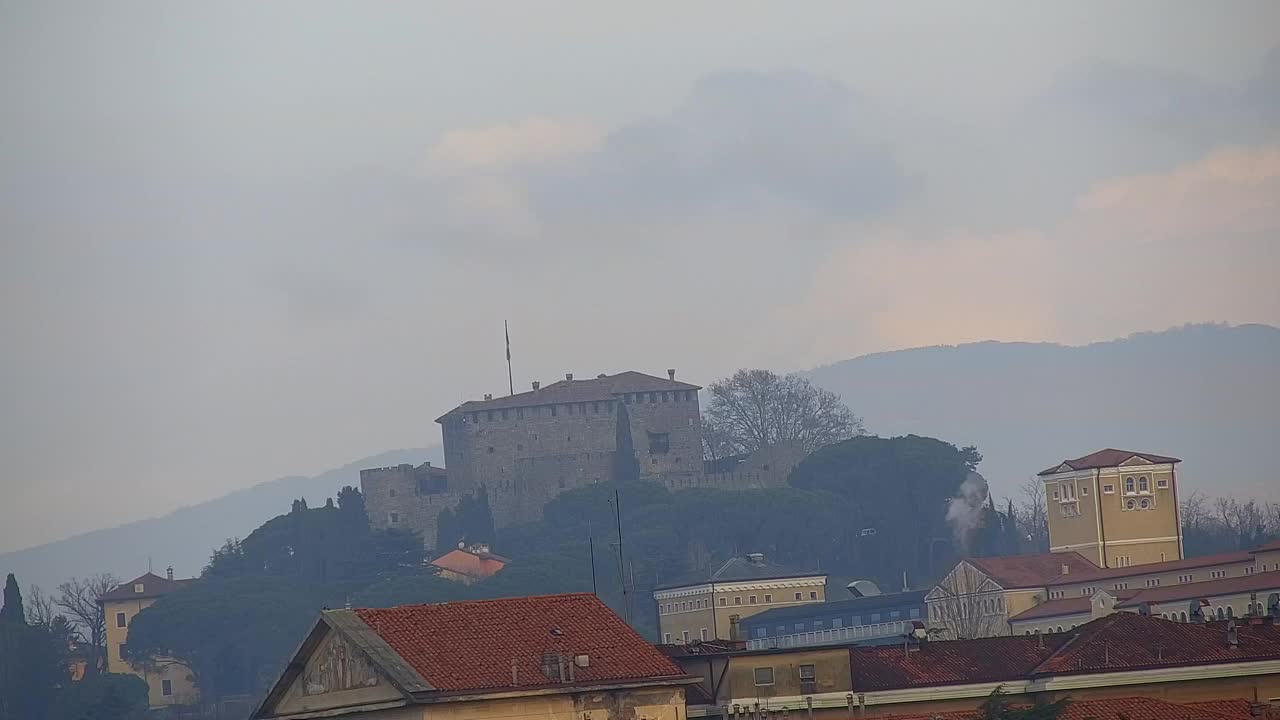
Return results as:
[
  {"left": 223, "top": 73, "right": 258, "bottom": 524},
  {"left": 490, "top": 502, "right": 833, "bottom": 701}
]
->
[
  {"left": 436, "top": 370, "right": 700, "bottom": 421},
  {"left": 1038, "top": 448, "right": 1181, "bottom": 476}
]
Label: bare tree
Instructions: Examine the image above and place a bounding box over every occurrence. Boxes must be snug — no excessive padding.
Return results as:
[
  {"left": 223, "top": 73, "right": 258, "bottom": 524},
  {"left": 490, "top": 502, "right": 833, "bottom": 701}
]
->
[
  {"left": 1180, "top": 490, "right": 1211, "bottom": 531},
  {"left": 702, "top": 369, "right": 864, "bottom": 458},
  {"left": 926, "top": 561, "right": 1008, "bottom": 640},
  {"left": 24, "top": 584, "right": 57, "bottom": 627},
  {"left": 1017, "top": 479, "right": 1048, "bottom": 552},
  {"left": 56, "top": 574, "right": 119, "bottom": 676}
]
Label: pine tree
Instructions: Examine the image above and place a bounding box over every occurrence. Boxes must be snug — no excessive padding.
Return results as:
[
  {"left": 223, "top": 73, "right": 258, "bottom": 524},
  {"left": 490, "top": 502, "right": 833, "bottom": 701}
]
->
[{"left": 0, "top": 574, "right": 23, "bottom": 625}]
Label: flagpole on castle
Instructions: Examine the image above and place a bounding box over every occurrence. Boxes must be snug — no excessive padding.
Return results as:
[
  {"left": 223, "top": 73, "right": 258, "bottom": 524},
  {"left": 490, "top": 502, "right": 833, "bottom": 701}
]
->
[{"left": 505, "top": 320, "right": 514, "bottom": 396}]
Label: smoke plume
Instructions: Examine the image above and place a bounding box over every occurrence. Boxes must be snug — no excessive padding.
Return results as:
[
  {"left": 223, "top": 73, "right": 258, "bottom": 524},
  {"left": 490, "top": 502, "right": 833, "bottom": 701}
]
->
[{"left": 946, "top": 471, "right": 990, "bottom": 552}]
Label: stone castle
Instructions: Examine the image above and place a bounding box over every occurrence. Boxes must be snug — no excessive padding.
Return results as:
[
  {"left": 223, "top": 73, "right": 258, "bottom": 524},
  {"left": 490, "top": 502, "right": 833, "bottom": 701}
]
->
[{"left": 361, "top": 369, "right": 805, "bottom": 549}]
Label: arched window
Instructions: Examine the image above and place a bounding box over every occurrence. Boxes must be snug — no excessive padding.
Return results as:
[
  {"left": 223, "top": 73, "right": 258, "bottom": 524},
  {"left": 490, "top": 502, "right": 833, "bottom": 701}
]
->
[
  {"left": 1125, "top": 477, "right": 1136, "bottom": 494},
  {"left": 1226, "top": 605, "right": 1234, "bottom": 619},
  {"left": 1138, "top": 476, "right": 1150, "bottom": 492},
  {"left": 1056, "top": 626, "right": 1064, "bottom": 633},
  {"left": 1216, "top": 607, "right": 1226, "bottom": 620},
  {"left": 1180, "top": 612, "right": 1188, "bottom": 622}
]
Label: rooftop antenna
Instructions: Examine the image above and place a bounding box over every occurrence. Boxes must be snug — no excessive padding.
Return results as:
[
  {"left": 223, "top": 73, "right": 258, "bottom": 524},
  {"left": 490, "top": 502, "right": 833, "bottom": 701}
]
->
[
  {"left": 588, "top": 523, "right": 599, "bottom": 596},
  {"left": 611, "top": 489, "right": 630, "bottom": 622},
  {"left": 147, "top": 556, "right": 153, "bottom": 573},
  {"left": 505, "top": 321, "right": 514, "bottom": 396}
]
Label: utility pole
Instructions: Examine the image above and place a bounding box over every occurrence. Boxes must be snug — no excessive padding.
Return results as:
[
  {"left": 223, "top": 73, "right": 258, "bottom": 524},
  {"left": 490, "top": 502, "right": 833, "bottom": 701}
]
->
[{"left": 613, "top": 489, "right": 630, "bottom": 622}]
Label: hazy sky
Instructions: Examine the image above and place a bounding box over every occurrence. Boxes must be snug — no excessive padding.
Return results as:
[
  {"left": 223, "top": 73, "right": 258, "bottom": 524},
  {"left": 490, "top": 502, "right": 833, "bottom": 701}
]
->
[{"left": 3, "top": 1, "right": 1279, "bottom": 554}]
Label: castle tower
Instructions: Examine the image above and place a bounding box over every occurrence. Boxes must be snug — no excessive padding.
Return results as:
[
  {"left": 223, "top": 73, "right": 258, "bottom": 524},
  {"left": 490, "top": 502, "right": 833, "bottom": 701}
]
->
[{"left": 1038, "top": 449, "right": 1183, "bottom": 568}]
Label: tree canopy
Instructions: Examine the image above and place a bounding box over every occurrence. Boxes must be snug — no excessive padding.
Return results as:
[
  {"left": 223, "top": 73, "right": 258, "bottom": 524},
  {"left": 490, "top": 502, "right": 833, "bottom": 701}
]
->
[{"left": 702, "top": 369, "right": 864, "bottom": 458}]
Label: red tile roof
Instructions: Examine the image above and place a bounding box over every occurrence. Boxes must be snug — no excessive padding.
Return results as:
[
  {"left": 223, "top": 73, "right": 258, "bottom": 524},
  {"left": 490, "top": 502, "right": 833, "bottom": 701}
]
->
[
  {"left": 1039, "top": 449, "right": 1181, "bottom": 476},
  {"left": 1116, "top": 570, "right": 1280, "bottom": 607},
  {"left": 850, "top": 613, "right": 1280, "bottom": 691},
  {"left": 437, "top": 371, "right": 700, "bottom": 420},
  {"left": 353, "top": 593, "right": 686, "bottom": 693},
  {"left": 1045, "top": 551, "right": 1253, "bottom": 587},
  {"left": 1252, "top": 539, "right": 1280, "bottom": 553},
  {"left": 98, "top": 572, "right": 195, "bottom": 603},
  {"left": 1009, "top": 589, "right": 1142, "bottom": 622},
  {"left": 850, "top": 634, "right": 1072, "bottom": 691},
  {"left": 966, "top": 552, "right": 1097, "bottom": 589},
  {"left": 430, "top": 547, "right": 509, "bottom": 580},
  {"left": 1184, "top": 700, "right": 1279, "bottom": 720},
  {"left": 885, "top": 697, "right": 1257, "bottom": 720},
  {"left": 1029, "top": 612, "right": 1280, "bottom": 676}
]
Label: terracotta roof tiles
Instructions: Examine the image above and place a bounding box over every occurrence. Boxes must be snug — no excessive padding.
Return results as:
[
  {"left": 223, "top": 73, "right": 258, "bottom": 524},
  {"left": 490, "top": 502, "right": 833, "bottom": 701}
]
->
[
  {"left": 352, "top": 593, "right": 686, "bottom": 693},
  {"left": 1045, "top": 551, "right": 1254, "bottom": 587},
  {"left": 885, "top": 697, "right": 1258, "bottom": 720},
  {"left": 966, "top": 552, "right": 1097, "bottom": 589},
  {"left": 1039, "top": 448, "right": 1181, "bottom": 476}
]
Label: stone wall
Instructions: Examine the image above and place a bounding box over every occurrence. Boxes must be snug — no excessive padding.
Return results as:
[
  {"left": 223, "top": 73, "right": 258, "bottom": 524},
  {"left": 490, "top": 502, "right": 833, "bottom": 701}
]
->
[{"left": 360, "top": 463, "right": 463, "bottom": 547}]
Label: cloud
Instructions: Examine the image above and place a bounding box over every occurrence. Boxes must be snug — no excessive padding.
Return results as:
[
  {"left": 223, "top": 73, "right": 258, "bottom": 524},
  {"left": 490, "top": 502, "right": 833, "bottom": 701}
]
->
[
  {"left": 1076, "top": 142, "right": 1280, "bottom": 240},
  {"left": 765, "top": 141, "right": 1280, "bottom": 366},
  {"left": 426, "top": 118, "right": 603, "bottom": 176}
]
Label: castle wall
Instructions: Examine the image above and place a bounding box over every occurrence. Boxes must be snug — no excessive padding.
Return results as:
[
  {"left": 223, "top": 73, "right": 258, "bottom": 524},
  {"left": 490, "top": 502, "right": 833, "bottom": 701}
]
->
[
  {"left": 621, "top": 390, "right": 703, "bottom": 487},
  {"left": 360, "top": 463, "right": 462, "bottom": 549}
]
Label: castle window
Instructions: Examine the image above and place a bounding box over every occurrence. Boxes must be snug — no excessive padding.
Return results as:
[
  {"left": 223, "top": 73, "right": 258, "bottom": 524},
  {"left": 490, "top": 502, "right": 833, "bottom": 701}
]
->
[
  {"left": 517, "top": 444, "right": 523, "bottom": 452},
  {"left": 593, "top": 402, "right": 600, "bottom": 414},
  {"left": 517, "top": 408, "right": 524, "bottom": 419},
  {"left": 487, "top": 411, "right": 494, "bottom": 421},
  {"left": 501, "top": 409, "right": 509, "bottom": 420},
  {"left": 389, "top": 512, "right": 399, "bottom": 523},
  {"left": 558, "top": 478, "right": 565, "bottom": 489},
  {"left": 1138, "top": 476, "right": 1149, "bottom": 492},
  {"left": 662, "top": 392, "right": 670, "bottom": 402},
  {"left": 648, "top": 392, "right": 656, "bottom": 402},
  {"left": 550, "top": 405, "right": 557, "bottom": 417},
  {"left": 567, "top": 404, "right": 574, "bottom": 415},
  {"left": 648, "top": 432, "right": 670, "bottom": 455},
  {"left": 488, "top": 446, "right": 495, "bottom": 454},
  {"left": 389, "top": 488, "right": 396, "bottom": 497}
]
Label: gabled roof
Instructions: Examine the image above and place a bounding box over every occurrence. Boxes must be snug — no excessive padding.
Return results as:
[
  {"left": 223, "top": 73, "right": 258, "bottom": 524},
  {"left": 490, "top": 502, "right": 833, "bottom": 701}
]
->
[
  {"left": 430, "top": 547, "right": 509, "bottom": 580},
  {"left": 1039, "top": 448, "right": 1181, "bottom": 476},
  {"left": 352, "top": 593, "right": 687, "bottom": 693},
  {"left": 437, "top": 371, "right": 700, "bottom": 420},
  {"left": 1044, "top": 550, "right": 1253, "bottom": 587},
  {"left": 741, "top": 591, "right": 927, "bottom": 626},
  {"left": 884, "top": 697, "right": 1263, "bottom": 720},
  {"left": 98, "top": 572, "right": 195, "bottom": 603},
  {"left": 1008, "top": 589, "right": 1141, "bottom": 622},
  {"left": 965, "top": 552, "right": 1097, "bottom": 589},
  {"left": 1030, "top": 612, "right": 1280, "bottom": 676},
  {"left": 1116, "top": 570, "right": 1280, "bottom": 607},
  {"left": 851, "top": 634, "right": 1070, "bottom": 691},
  {"left": 656, "top": 555, "right": 825, "bottom": 590}
]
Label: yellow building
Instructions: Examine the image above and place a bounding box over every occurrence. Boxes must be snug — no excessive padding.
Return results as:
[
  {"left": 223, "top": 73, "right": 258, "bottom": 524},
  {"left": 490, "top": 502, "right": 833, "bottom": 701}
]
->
[
  {"left": 252, "top": 592, "right": 695, "bottom": 720},
  {"left": 100, "top": 570, "right": 198, "bottom": 707},
  {"left": 652, "top": 553, "right": 827, "bottom": 644},
  {"left": 1039, "top": 449, "right": 1184, "bottom": 569},
  {"left": 925, "top": 552, "right": 1097, "bottom": 639}
]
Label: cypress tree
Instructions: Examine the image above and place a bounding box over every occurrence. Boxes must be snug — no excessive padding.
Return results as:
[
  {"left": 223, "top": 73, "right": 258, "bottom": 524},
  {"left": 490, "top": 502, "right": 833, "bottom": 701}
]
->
[{"left": 0, "top": 574, "right": 23, "bottom": 625}]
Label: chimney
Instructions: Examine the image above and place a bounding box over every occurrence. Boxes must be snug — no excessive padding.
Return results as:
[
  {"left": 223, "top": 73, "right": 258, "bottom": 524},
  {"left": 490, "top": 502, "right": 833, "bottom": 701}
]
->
[
  {"left": 1227, "top": 619, "right": 1239, "bottom": 648},
  {"left": 668, "top": 368, "right": 676, "bottom": 380},
  {"left": 484, "top": 393, "right": 493, "bottom": 401},
  {"left": 747, "top": 552, "right": 765, "bottom": 566},
  {"left": 597, "top": 373, "right": 607, "bottom": 379},
  {"left": 165, "top": 566, "right": 174, "bottom": 581},
  {"left": 532, "top": 381, "right": 541, "bottom": 391},
  {"left": 566, "top": 373, "right": 573, "bottom": 381},
  {"left": 1061, "top": 564, "right": 1070, "bottom": 575}
]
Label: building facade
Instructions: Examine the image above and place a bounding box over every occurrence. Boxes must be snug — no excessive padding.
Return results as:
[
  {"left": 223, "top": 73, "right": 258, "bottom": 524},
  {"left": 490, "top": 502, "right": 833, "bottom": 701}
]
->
[
  {"left": 925, "top": 552, "right": 1098, "bottom": 639},
  {"left": 654, "top": 554, "right": 827, "bottom": 644},
  {"left": 739, "top": 590, "right": 927, "bottom": 649},
  {"left": 252, "top": 593, "right": 695, "bottom": 720},
  {"left": 429, "top": 543, "right": 509, "bottom": 584},
  {"left": 1039, "top": 449, "right": 1184, "bottom": 568},
  {"left": 100, "top": 571, "right": 198, "bottom": 708}
]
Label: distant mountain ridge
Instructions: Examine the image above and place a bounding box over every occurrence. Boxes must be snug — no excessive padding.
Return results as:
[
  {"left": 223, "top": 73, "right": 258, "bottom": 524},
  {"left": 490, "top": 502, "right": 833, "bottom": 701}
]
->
[
  {"left": 4, "top": 323, "right": 1275, "bottom": 594},
  {"left": 804, "top": 323, "right": 1280, "bottom": 504},
  {"left": 0, "top": 447, "right": 442, "bottom": 593}
]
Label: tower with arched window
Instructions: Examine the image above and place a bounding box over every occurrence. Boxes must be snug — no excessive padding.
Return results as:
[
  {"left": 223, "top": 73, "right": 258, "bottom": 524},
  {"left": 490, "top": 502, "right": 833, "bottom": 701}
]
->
[{"left": 1038, "top": 449, "right": 1183, "bottom": 569}]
